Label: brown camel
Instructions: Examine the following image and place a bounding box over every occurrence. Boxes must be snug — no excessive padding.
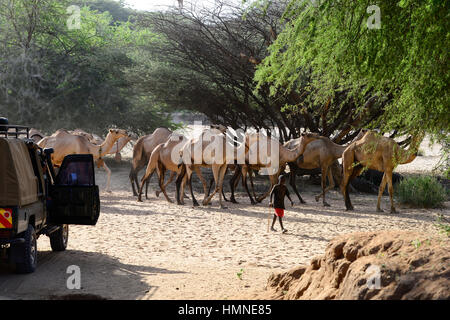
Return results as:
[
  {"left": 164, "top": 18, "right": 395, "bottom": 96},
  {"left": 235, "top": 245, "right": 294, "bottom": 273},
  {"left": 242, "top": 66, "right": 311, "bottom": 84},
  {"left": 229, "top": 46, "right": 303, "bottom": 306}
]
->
[
  {"left": 38, "top": 128, "right": 130, "bottom": 192},
  {"left": 237, "top": 132, "right": 320, "bottom": 203},
  {"left": 341, "top": 130, "right": 424, "bottom": 213},
  {"left": 137, "top": 133, "right": 192, "bottom": 203},
  {"left": 130, "top": 127, "right": 173, "bottom": 197},
  {"left": 285, "top": 130, "right": 367, "bottom": 206}
]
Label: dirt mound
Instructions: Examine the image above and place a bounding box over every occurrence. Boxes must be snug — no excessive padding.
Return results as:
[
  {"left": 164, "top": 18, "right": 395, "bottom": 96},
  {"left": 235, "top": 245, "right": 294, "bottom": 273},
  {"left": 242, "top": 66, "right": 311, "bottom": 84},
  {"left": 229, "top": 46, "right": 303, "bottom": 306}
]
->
[{"left": 259, "top": 231, "right": 450, "bottom": 300}]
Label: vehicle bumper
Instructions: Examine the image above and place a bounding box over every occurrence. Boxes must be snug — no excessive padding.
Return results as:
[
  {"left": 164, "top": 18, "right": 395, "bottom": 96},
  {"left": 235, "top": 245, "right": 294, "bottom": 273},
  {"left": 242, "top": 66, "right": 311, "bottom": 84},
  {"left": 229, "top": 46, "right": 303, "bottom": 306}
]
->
[{"left": 0, "top": 238, "right": 25, "bottom": 245}]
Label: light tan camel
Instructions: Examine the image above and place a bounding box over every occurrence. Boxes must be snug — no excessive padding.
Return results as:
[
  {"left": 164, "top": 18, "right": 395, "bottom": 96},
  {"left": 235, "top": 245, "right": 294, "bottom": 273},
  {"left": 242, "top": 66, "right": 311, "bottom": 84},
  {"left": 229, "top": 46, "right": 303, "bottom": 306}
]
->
[
  {"left": 284, "top": 130, "right": 367, "bottom": 206},
  {"left": 70, "top": 128, "right": 131, "bottom": 162},
  {"left": 38, "top": 128, "right": 130, "bottom": 192},
  {"left": 341, "top": 130, "right": 424, "bottom": 213},
  {"left": 239, "top": 132, "right": 320, "bottom": 203},
  {"left": 70, "top": 129, "right": 103, "bottom": 145},
  {"left": 137, "top": 133, "right": 192, "bottom": 203},
  {"left": 178, "top": 127, "right": 238, "bottom": 208},
  {"left": 29, "top": 128, "right": 45, "bottom": 143},
  {"left": 130, "top": 127, "right": 173, "bottom": 197}
]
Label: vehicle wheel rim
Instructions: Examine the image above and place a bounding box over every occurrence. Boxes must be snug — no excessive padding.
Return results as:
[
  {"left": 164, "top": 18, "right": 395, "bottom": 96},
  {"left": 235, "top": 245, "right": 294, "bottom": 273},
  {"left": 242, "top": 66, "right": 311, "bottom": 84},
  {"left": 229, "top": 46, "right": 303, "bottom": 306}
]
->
[
  {"left": 62, "top": 225, "right": 68, "bottom": 246},
  {"left": 30, "top": 234, "right": 37, "bottom": 265}
]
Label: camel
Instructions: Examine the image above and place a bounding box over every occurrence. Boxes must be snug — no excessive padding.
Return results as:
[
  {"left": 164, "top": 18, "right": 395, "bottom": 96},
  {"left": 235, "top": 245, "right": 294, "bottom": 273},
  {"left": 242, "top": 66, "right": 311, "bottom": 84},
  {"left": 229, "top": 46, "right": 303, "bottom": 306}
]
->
[
  {"left": 38, "top": 128, "right": 130, "bottom": 192},
  {"left": 285, "top": 130, "right": 367, "bottom": 206},
  {"left": 177, "top": 127, "right": 239, "bottom": 208},
  {"left": 70, "top": 129, "right": 103, "bottom": 145},
  {"left": 130, "top": 127, "right": 173, "bottom": 197},
  {"left": 341, "top": 130, "right": 424, "bottom": 213},
  {"left": 137, "top": 133, "right": 192, "bottom": 203},
  {"left": 29, "top": 128, "right": 45, "bottom": 143},
  {"left": 70, "top": 128, "right": 132, "bottom": 162},
  {"left": 224, "top": 132, "right": 319, "bottom": 204}
]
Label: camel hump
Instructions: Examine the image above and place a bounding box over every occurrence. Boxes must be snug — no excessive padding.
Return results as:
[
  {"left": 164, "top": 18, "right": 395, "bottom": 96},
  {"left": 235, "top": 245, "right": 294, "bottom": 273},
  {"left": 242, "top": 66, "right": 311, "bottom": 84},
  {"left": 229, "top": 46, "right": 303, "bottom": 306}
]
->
[{"left": 152, "top": 127, "right": 172, "bottom": 136}]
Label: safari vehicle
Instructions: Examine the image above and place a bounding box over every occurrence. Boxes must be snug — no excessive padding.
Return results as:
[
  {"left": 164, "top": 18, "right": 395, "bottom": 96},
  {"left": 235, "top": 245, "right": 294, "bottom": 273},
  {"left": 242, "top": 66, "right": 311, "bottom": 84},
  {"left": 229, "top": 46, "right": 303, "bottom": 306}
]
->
[{"left": 0, "top": 118, "right": 100, "bottom": 273}]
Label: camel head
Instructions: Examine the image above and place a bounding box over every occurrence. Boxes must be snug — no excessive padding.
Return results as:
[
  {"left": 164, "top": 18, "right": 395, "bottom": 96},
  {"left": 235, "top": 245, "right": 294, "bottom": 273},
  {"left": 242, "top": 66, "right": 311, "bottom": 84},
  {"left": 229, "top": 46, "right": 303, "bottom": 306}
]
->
[
  {"left": 108, "top": 128, "right": 131, "bottom": 141},
  {"left": 300, "top": 132, "right": 321, "bottom": 144},
  {"left": 210, "top": 124, "right": 227, "bottom": 134},
  {"left": 353, "top": 129, "right": 369, "bottom": 142}
]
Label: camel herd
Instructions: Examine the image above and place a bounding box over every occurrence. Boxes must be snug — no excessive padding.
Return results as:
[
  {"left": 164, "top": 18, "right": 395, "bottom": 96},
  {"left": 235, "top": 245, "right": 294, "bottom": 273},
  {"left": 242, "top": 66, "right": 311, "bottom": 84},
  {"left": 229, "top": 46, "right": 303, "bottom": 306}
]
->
[{"left": 31, "top": 125, "right": 423, "bottom": 213}]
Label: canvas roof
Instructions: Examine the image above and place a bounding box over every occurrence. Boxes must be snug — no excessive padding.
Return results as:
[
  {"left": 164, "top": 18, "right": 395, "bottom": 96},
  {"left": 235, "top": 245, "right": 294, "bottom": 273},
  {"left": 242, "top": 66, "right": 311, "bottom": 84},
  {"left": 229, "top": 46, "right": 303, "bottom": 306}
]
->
[{"left": 0, "top": 138, "right": 38, "bottom": 207}]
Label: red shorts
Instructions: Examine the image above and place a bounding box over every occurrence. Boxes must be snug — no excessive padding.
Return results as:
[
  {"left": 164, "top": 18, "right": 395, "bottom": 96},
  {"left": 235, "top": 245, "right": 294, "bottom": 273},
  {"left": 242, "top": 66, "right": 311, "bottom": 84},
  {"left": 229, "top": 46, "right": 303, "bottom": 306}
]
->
[{"left": 274, "top": 208, "right": 284, "bottom": 218}]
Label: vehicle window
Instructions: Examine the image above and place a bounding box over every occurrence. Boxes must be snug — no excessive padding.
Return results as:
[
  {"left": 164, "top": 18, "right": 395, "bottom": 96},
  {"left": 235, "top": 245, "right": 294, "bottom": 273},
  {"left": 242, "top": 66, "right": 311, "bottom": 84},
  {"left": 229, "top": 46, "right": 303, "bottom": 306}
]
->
[{"left": 56, "top": 157, "right": 94, "bottom": 186}]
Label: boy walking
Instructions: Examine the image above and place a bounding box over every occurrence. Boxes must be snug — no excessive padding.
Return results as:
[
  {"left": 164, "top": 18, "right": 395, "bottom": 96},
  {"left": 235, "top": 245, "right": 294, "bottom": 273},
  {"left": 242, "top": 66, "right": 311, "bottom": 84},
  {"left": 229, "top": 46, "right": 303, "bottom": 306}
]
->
[{"left": 269, "top": 175, "right": 293, "bottom": 233}]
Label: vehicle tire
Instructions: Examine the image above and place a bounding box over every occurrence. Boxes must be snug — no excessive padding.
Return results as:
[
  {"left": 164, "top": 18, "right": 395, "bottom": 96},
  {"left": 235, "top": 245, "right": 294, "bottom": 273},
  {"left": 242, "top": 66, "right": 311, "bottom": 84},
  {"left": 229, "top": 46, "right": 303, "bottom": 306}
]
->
[
  {"left": 49, "top": 224, "right": 68, "bottom": 252},
  {"left": 15, "top": 224, "right": 37, "bottom": 274}
]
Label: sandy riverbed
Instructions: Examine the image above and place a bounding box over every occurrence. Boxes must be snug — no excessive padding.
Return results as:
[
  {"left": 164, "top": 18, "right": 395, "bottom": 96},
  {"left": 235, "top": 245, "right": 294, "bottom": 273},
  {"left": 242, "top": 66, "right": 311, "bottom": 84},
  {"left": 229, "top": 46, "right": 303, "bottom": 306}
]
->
[{"left": 1, "top": 150, "right": 448, "bottom": 300}]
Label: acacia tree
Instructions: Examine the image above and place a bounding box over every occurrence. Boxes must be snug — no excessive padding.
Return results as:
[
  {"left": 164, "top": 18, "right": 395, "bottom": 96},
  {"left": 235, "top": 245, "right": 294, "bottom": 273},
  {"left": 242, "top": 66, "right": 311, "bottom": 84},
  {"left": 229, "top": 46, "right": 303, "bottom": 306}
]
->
[
  {"left": 254, "top": 0, "right": 449, "bottom": 143},
  {"left": 135, "top": 0, "right": 387, "bottom": 143}
]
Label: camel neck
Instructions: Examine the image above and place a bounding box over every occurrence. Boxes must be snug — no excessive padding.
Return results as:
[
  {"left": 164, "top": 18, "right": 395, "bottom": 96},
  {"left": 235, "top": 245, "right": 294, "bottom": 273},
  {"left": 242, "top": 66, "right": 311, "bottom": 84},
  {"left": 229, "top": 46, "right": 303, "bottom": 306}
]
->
[
  {"left": 282, "top": 144, "right": 305, "bottom": 163},
  {"left": 331, "top": 142, "right": 347, "bottom": 158},
  {"left": 398, "top": 134, "right": 423, "bottom": 164},
  {"left": 98, "top": 133, "right": 117, "bottom": 157}
]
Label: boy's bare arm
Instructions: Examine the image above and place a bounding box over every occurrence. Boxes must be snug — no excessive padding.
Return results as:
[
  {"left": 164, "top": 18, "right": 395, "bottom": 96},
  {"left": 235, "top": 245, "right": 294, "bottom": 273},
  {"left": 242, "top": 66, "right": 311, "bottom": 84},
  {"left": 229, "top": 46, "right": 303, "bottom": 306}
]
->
[{"left": 269, "top": 185, "right": 276, "bottom": 206}]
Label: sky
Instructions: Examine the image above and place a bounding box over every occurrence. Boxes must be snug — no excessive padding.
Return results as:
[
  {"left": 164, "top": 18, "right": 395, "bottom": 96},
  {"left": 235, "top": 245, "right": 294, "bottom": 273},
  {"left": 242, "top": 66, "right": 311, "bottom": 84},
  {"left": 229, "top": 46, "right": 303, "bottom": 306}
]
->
[
  {"left": 123, "top": 0, "right": 178, "bottom": 11},
  {"left": 122, "top": 0, "right": 222, "bottom": 12}
]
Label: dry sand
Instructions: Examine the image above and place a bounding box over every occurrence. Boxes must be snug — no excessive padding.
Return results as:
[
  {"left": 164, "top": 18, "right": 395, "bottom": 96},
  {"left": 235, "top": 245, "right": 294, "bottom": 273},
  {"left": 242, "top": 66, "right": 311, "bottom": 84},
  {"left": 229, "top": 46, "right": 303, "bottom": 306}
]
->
[{"left": 0, "top": 151, "right": 448, "bottom": 300}]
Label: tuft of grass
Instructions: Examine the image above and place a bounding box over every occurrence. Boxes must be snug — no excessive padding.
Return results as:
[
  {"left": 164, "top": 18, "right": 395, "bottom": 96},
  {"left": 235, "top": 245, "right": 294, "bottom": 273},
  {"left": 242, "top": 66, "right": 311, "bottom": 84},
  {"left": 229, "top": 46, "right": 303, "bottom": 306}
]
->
[
  {"left": 395, "top": 176, "right": 447, "bottom": 208},
  {"left": 411, "top": 239, "right": 422, "bottom": 249},
  {"left": 435, "top": 214, "right": 450, "bottom": 237},
  {"left": 237, "top": 268, "right": 244, "bottom": 280}
]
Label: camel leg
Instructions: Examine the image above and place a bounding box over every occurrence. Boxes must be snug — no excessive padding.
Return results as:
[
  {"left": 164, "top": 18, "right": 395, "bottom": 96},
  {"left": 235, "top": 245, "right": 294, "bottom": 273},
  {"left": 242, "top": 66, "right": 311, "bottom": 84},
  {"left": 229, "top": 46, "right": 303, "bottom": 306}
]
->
[
  {"left": 137, "top": 165, "right": 155, "bottom": 202},
  {"left": 203, "top": 165, "right": 220, "bottom": 206},
  {"left": 175, "top": 164, "right": 186, "bottom": 205},
  {"left": 187, "top": 167, "right": 199, "bottom": 207},
  {"left": 386, "top": 170, "right": 397, "bottom": 213},
  {"left": 376, "top": 173, "right": 388, "bottom": 212},
  {"left": 315, "top": 165, "right": 331, "bottom": 207},
  {"left": 343, "top": 165, "right": 363, "bottom": 211},
  {"left": 240, "top": 166, "right": 256, "bottom": 205},
  {"left": 319, "top": 169, "right": 336, "bottom": 202},
  {"left": 130, "top": 169, "right": 138, "bottom": 196},
  {"left": 256, "top": 174, "right": 278, "bottom": 203},
  {"left": 217, "top": 164, "right": 228, "bottom": 209},
  {"left": 249, "top": 169, "right": 258, "bottom": 200},
  {"left": 207, "top": 178, "right": 214, "bottom": 197},
  {"left": 145, "top": 179, "right": 149, "bottom": 199},
  {"left": 229, "top": 166, "right": 241, "bottom": 203},
  {"left": 193, "top": 166, "right": 208, "bottom": 204},
  {"left": 103, "top": 162, "right": 112, "bottom": 193},
  {"left": 189, "top": 173, "right": 200, "bottom": 207},
  {"left": 220, "top": 166, "right": 229, "bottom": 202},
  {"left": 288, "top": 164, "right": 305, "bottom": 204},
  {"left": 156, "top": 171, "right": 175, "bottom": 197},
  {"left": 157, "top": 163, "right": 173, "bottom": 203}
]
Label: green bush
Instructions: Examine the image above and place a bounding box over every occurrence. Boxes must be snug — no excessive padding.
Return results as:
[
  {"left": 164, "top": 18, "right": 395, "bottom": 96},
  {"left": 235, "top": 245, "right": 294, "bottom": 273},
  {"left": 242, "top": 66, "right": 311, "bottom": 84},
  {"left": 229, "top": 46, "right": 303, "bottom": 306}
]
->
[{"left": 395, "top": 176, "right": 448, "bottom": 208}]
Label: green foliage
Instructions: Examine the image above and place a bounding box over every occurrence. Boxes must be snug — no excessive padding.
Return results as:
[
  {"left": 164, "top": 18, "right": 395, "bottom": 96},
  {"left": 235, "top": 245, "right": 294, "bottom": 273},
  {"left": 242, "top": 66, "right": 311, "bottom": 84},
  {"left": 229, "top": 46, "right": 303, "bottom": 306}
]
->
[
  {"left": 435, "top": 214, "right": 450, "bottom": 237},
  {"left": 395, "top": 176, "right": 448, "bottom": 208},
  {"left": 255, "top": 0, "right": 449, "bottom": 141},
  {"left": 0, "top": 0, "right": 173, "bottom": 135}
]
